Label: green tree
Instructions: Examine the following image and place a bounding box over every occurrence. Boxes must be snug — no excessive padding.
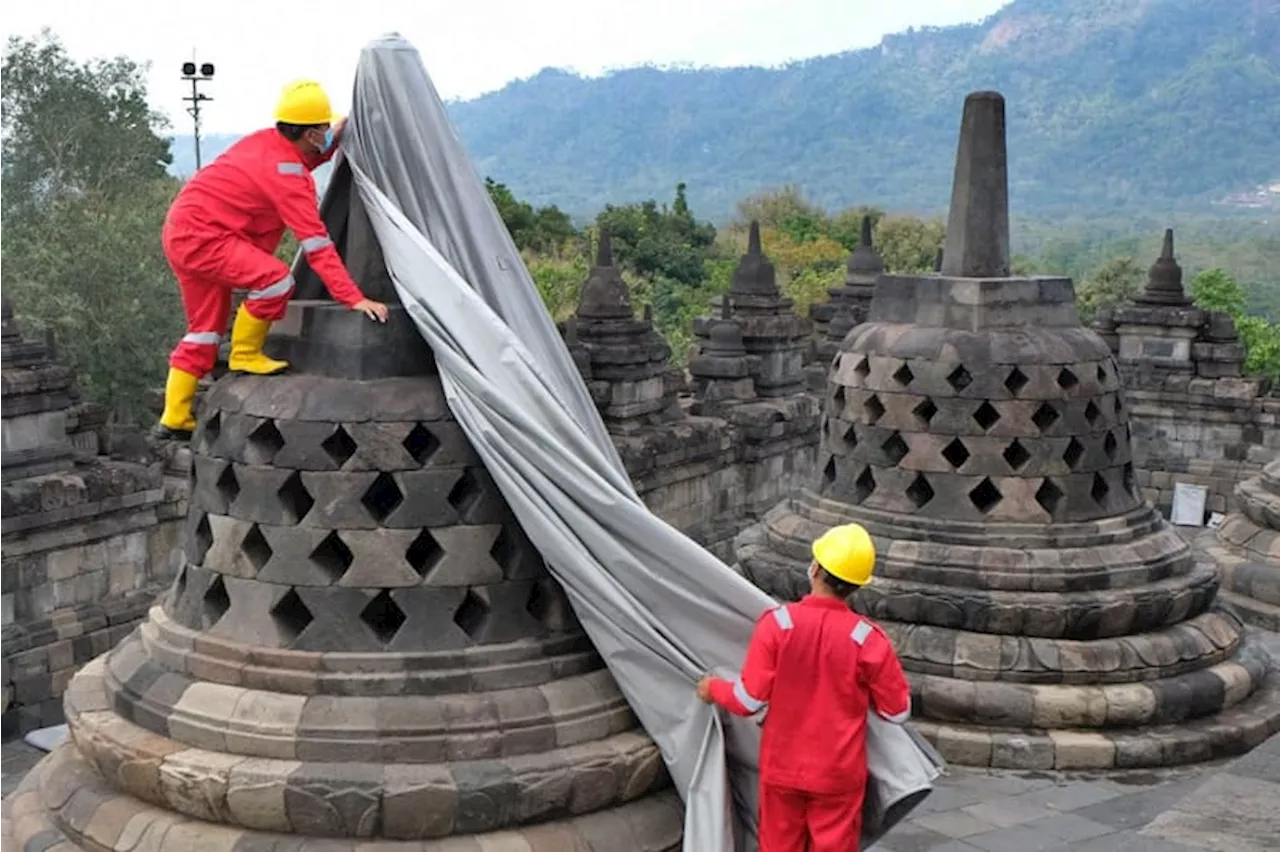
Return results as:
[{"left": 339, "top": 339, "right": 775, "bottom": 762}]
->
[
  {"left": 1077, "top": 257, "right": 1144, "bottom": 323},
  {"left": 734, "top": 186, "right": 825, "bottom": 234},
  {"left": 1190, "top": 268, "right": 1280, "bottom": 379},
  {"left": 828, "top": 205, "right": 886, "bottom": 252},
  {"left": 485, "top": 177, "right": 578, "bottom": 254},
  {"left": 2, "top": 31, "right": 182, "bottom": 422},
  {"left": 2, "top": 30, "right": 172, "bottom": 211},
  {"left": 1189, "top": 268, "right": 1247, "bottom": 316},
  {"left": 595, "top": 185, "right": 717, "bottom": 287},
  {"left": 874, "top": 216, "right": 945, "bottom": 273},
  {"left": 525, "top": 252, "right": 589, "bottom": 323}
]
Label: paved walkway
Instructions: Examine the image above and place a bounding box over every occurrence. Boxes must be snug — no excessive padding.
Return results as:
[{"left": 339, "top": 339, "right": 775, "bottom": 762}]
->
[
  {"left": 884, "top": 765, "right": 1206, "bottom": 852},
  {"left": 5, "top": 732, "right": 1277, "bottom": 851}
]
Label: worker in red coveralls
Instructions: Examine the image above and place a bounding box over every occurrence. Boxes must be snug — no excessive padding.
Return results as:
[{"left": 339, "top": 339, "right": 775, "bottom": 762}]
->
[
  {"left": 154, "top": 79, "right": 390, "bottom": 440},
  {"left": 697, "top": 523, "right": 912, "bottom": 852}
]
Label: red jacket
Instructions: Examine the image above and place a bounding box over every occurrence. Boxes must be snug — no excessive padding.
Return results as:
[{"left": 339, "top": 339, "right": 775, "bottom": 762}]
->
[
  {"left": 709, "top": 596, "right": 911, "bottom": 796},
  {"left": 164, "top": 128, "right": 364, "bottom": 306}
]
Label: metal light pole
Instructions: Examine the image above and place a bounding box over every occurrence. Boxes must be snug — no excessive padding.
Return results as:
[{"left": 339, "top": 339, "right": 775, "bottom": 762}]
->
[{"left": 181, "top": 59, "right": 215, "bottom": 171}]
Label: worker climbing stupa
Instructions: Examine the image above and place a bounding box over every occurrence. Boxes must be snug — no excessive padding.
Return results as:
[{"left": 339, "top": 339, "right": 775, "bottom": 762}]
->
[{"left": 154, "top": 79, "right": 389, "bottom": 442}]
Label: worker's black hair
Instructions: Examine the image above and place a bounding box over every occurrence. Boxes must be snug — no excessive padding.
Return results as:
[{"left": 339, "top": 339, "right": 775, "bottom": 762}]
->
[
  {"left": 276, "top": 122, "right": 325, "bottom": 141},
  {"left": 818, "top": 567, "right": 859, "bottom": 600}
]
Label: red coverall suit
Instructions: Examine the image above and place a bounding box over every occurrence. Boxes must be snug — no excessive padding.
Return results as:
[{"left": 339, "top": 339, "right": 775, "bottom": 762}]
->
[
  {"left": 708, "top": 597, "right": 912, "bottom": 852},
  {"left": 161, "top": 128, "right": 366, "bottom": 377}
]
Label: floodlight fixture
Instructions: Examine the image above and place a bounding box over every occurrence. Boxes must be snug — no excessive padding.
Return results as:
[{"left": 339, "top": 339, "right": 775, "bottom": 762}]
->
[{"left": 181, "top": 56, "right": 216, "bottom": 170}]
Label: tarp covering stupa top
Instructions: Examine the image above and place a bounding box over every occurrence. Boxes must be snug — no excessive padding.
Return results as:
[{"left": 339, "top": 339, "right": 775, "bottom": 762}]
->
[{"left": 295, "top": 32, "right": 943, "bottom": 852}]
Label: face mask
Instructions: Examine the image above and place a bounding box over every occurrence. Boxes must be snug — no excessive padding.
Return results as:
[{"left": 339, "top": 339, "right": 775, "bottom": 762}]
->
[{"left": 315, "top": 127, "right": 335, "bottom": 153}]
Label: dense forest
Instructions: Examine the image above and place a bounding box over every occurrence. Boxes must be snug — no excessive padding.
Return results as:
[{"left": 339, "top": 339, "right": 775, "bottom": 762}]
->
[
  {"left": 176, "top": 0, "right": 1280, "bottom": 219},
  {"left": 3, "top": 29, "right": 1278, "bottom": 429}
]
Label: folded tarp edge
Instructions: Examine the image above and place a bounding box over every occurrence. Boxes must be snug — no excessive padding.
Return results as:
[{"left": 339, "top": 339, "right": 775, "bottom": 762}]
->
[{"left": 339, "top": 32, "right": 945, "bottom": 852}]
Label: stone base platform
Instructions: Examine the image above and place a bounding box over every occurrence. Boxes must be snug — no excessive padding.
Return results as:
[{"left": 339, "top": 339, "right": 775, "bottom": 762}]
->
[
  {"left": 735, "top": 495, "right": 1280, "bottom": 769},
  {"left": 0, "top": 645, "right": 685, "bottom": 851},
  {"left": 1199, "top": 464, "right": 1280, "bottom": 631},
  {"left": 913, "top": 669, "right": 1280, "bottom": 769},
  {"left": 0, "top": 743, "right": 683, "bottom": 851}
]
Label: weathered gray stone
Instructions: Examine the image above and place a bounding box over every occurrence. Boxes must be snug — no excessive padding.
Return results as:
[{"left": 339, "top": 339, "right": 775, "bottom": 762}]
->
[
  {"left": 735, "top": 89, "right": 1280, "bottom": 770},
  {"left": 940, "top": 91, "right": 1009, "bottom": 278},
  {"left": 6, "top": 176, "right": 680, "bottom": 849}
]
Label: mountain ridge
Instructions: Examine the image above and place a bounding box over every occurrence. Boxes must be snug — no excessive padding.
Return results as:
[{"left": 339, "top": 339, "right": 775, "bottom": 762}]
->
[{"left": 170, "top": 0, "right": 1280, "bottom": 220}]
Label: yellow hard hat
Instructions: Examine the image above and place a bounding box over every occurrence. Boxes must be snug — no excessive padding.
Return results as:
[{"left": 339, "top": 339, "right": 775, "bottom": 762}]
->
[
  {"left": 274, "top": 79, "right": 333, "bottom": 126},
  {"left": 812, "top": 524, "right": 876, "bottom": 586}
]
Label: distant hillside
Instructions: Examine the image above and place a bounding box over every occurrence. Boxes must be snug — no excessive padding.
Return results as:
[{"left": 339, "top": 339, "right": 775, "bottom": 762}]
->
[{"left": 172, "top": 0, "right": 1280, "bottom": 220}]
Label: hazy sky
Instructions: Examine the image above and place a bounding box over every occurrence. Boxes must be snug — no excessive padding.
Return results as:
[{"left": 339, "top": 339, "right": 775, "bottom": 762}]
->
[{"left": 4, "top": 0, "right": 1007, "bottom": 133}]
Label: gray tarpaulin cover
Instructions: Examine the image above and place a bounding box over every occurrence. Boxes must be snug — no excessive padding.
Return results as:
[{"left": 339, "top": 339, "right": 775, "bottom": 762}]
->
[{"left": 329, "top": 32, "right": 943, "bottom": 851}]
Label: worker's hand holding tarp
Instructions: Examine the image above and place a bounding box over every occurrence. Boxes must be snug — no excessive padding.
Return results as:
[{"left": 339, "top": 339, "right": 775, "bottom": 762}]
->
[{"left": 335, "top": 33, "right": 944, "bottom": 852}]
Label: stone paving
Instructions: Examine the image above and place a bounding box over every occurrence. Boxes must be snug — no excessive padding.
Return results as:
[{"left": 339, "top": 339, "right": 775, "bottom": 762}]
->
[
  {"left": 5, "top": 733, "right": 1278, "bottom": 851},
  {"left": 885, "top": 757, "right": 1223, "bottom": 844}
]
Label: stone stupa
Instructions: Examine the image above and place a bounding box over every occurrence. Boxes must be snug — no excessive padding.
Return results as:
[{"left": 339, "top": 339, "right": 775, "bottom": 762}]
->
[
  {"left": 736, "top": 90, "right": 1280, "bottom": 770},
  {"left": 2, "top": 164, "right": 681, "bottom": 850},
  {"left": 1206, "top": 455, "right": 1280, "bottom": 631}
]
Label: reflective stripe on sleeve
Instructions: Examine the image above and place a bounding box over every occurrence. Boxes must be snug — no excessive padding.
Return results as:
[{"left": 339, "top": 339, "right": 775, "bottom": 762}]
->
[
  {"left": 300, "top": 236, "right": 332, "bottom": 253},
  {"left": 246, "top": 274, "right": 296, "bottom": 301},
  {"left": 772, "top": 606, "right": 793, "bottom": 630},
  {"left": 181, "top": 331, "right": 221, "bottom": 345},
  {"left": 851, "top": 620, "right": 873, "bottom": 646},
  {"left": 277, "top": 162, "right": 305, "bottom": 175},
  {"left": 732, "top": 679, "right": 766, "bottom": 714}
]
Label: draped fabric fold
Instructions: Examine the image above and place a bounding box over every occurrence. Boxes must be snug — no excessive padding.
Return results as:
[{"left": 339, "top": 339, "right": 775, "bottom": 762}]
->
[{"left": 328, "top": 32, "right": 944, "bottom": 851}]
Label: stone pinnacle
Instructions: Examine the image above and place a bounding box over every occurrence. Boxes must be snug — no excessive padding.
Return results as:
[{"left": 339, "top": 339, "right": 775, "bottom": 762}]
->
[
  {"left": 578, "top": 229, "right": 632, "bottom": 319},
  {"left": 730, "top": 219, "right": 780, "bottom": 297},
  {"left": 596, "top": 228, "right": 614, "bottom": 268},
  {"left": 1138, "top": 228, "right": 1189, "bottom": 306},
  {"left": 847, "top": 215, "right": 885, "bottom": 276},
  {"left": 940, "top": 90, "right": 1011, "bottom": 279}
]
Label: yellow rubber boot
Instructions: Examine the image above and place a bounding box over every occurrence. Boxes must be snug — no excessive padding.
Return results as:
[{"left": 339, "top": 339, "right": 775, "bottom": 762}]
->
[
  {"left": 154, "top": 367, "right": 200, "bottom": 440},
  {"left": 227, "top": 304, "right": 289, "bottom": 375}
]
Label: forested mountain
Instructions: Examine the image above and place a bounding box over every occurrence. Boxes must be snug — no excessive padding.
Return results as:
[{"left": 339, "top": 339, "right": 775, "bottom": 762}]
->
[{"left": 173, "top": 0, "right": 1280, "bottom": 220}]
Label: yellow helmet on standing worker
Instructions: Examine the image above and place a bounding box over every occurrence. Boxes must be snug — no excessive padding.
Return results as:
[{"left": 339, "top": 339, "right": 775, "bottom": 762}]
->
[
  {"left": 812, "top": 524, "right": 876, "bottom": 586},
  {"left": 274, "top": 79, "right": 333, "bottom": 126}
]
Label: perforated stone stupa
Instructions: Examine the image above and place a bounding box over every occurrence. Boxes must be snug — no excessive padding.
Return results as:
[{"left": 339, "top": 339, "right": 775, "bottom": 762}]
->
[
  {"left": 736, "top": 90, "right": 1280, "bottom": 770},
  {"left": 811, "top": 217, "right": 884, "bottom": 363},
  {"left": 1205, "top": 455, "right": 1280, "bottom": 631},
  {"left": 2, "top": 172, "right": 681, "bottom": 850}
]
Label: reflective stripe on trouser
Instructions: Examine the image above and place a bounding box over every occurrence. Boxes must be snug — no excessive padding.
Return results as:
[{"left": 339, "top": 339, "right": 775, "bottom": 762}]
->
[
  {"left": 169, "top": 273, "right": 233, "bottom": 378},
  {"left": 165, "top": 240, "right": 294, "bottom": 376},
  {"left": 245, "top": 273, "right": 296, "bottom": 303}
]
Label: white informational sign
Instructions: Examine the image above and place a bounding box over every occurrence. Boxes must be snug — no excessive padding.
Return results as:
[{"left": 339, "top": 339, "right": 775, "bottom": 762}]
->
[
  {"left": 1171, "top": 482, "right": 1209, "bottom": 527},
  {"left": 1207, "top": 512, "right": 1226, "bottom": 530}
]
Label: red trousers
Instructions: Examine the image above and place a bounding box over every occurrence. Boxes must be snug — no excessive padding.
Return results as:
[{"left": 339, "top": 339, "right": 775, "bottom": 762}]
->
[
  {"left": 162, "top": 225, "right": 295, "bottom": 377},
  {"left": 759, "top": 783, "right": 863, "bottom": 852}
]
